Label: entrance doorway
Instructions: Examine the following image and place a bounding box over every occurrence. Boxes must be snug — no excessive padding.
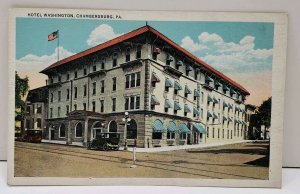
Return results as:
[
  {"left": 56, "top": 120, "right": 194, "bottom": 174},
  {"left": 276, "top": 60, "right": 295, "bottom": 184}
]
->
[{"left": 50, "top": 130, "right": 55, "bottom": 140}]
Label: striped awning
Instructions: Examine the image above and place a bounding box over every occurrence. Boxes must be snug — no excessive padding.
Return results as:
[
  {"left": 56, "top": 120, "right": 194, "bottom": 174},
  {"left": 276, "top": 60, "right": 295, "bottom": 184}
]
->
[
  {"left": 223, "top": 85, "right": 230, "bottom": 91},
  {"left": 230, "top": 89, "right": 237, "bottom": 94},
  {"left": 179, "top": 123, "right": 191, "bottom": 134},
  {"left": 184, "top": 104, "right": 191, "bottom": 113},
  {"left": 213, "top": 112, "right": 218, "bottom": 119},
  {"left": 151, "top": 72, "right": 160, "bottom": 83},
  {"left": 174, "top": 101, "right": 182, "bottom": 110},
  {"left": 207, "top": 95, "right": 213, "bottom": 102},
  {"left": 174, "top": 81, "right": 182, "bottom": 90},
  {"left": 228, "top": 104, "right": 233, "bottom": 109},
  {"left": 167, "top": 121, "right": 178, "bottom": 132},
  {"left": 223, "top": 116, "right": 228, "bottom": 121},
  {"left": 194, "top": 89, "right": 200, "bottom": 97},
  {"left": 228, "top": 117, "right": 233, "bottom": 122},
  {"left": 223, "top": 102, "right": 228, "bottom": 108},
  {"left": 215, "top": 81, "right": 221, "bottom": 86},
  {"left": 207, "top": 111, "right": 213, "bottom": 117},
  {"left": 177, "top": 60, "right": 183, "bottom": 66},
  {"left": 193, "top": 107, "right": 200, "bottom": 115},
  {"left": 165, "top": 78, "right": 173, "bottom": 88},
  {"left": 213, "top": 96, "right": 218, "bottom": 104},
  {"left": 206, "top": 76, "right": 214, "bottom": 82},
  {"left": 193, "top": 123, "right": 206, "bottom": 133},
  {"left": 185, "top": 85, "right": 192, "bottom": 94},
  {"left": 152, "top": 119, "right": 166, "bottom": 132},
  {"left": 164, "top": 99, "right": 173, "bottom": 108},
  {"left": 242, "top": 121, "right": 247, "bottom": 125},
  {"left": 151, "top": 95, "right": 160, "bottom": 105}
]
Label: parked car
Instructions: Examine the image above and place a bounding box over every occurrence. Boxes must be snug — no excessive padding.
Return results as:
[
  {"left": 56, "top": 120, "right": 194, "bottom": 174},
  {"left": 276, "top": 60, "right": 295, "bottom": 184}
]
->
[
  {"left": 21, "top": 129, "right": 43, "bottom": 143},
  {"left": 87, "top": 132, "right": 120, "bottom": 151}
]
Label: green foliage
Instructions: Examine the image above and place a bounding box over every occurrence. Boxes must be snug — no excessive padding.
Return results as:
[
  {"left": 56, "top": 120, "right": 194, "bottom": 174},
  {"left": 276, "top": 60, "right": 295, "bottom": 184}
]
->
[{"left": 15, "top": 72, "right": 29, "bottom": 121}]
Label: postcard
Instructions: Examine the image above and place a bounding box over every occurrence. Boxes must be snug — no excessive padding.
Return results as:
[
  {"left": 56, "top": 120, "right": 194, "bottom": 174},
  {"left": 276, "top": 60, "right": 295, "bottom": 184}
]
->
[{"left": 7, "top": 8, "right": 287, "bottom": 187}]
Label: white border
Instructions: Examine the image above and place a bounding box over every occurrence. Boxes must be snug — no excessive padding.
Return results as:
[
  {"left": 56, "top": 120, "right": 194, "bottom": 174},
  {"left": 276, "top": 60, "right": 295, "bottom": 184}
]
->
[{"left": 7, "top": 8, "right": 288, "bottom": 187}]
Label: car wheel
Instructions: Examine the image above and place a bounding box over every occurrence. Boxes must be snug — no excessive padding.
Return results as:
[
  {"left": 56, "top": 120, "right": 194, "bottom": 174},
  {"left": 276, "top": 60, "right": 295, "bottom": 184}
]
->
[{"left": 103, "top": 144, "right": 109, "bottom": 151}]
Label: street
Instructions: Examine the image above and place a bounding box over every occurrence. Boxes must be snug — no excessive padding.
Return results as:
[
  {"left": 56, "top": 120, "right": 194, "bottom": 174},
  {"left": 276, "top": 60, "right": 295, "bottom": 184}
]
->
[{"left": 14, "top": 141, "right": 269, "bottom": 179}]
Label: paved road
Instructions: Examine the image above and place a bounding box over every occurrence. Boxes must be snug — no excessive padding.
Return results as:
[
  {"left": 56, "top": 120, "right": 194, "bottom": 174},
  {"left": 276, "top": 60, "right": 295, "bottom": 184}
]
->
[{"left": 14, "top": 141, "right": 269, "bottom": 179}]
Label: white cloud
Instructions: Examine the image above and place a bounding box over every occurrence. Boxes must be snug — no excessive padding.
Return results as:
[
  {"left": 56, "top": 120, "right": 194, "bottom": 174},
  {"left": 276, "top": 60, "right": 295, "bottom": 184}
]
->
[
  {"left": 86, "top": 24, "right": 123, "bottom": 47},
  {"left": 180, "top": 32, "right": 273, "bottom": 73},
  {"left": 16, "top": 47, "right": 75, "bottom": 72}
]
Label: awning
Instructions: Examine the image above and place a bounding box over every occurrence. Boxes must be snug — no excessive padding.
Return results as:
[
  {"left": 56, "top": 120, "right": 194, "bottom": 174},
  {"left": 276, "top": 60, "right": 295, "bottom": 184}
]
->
[
  {"left": 206, "top": 76, "right": 214, "bottom": 82},
  {"left": 152, "top": 119, "right": 166, "bottom": 132},
  {"left": 193, "top": 107, "right": 200, "bottom": 115},
  {"left": 242, "top": 121, "right": 247, "bottom": 125},
  {"left": 207, "top": 95, "right": 213, "bottom": 102},
  {"left": 228, "top": 117, "right": 233, "bottom": 122},
  {"left": 194, "top": 89, "right": 201, "bottom": 97},
  {"left": 164, "top": 99, "right": 173, "bottom": 108},
  {"left": 174, "top": 81, "right": 182, "bottom": 90},
  {"left": 167, "top": 121, "right": 178, "bottom": 132},
  {"left": 184, "top": 104, "right": 191, "bottom": 113},
  {"left": 151, "top": 95, "right": 160, "bottom": 105},
  {"left": 223, "top": 85, "right": 230, "bottom": 91},
  {"left": 185, "top": 85, "right": 192, "bottom": 94},
  {"left": 230, "top": 89, "right": 237, "bottom": 94},
  {"left": 186, "top": 65, "right": 192, "bottom": 71},
  {"left": 223, "top": 116, "right": 228, "bottom": 121},
  {"left": 213, "top": 112, "right": 218, "bottom": 119},
  {"left": 165, "top": 78, "right": 173, "bottom": 88},
  {"left": 213, "top": 96, "right": 218, "bottom": 104},
  {"left": 193, "top": 123, "right": 206, "bottom": 133},
  {"left": 167, "top": 55, "right": 174, "bottom": 61},
  {"left": 174, "top": 101, "right": 182, "bottom": 110},
  {"left": 179, "top": 123, "right": 191, "bottom": 134},
  {"left": 151, "top": 72, "right": 160, "bottom": 83},
  {"left": 177, "top": 60, "right": 183, "bottom": 66},
  {"left": 207, "top": 111, "right": 213, "bottom": 117},
  {"left": 215, "top": 81, "right": 221, "bottom": 87},
  {"left": 228, "top": 104, "right": 233, "bottom": 109}
]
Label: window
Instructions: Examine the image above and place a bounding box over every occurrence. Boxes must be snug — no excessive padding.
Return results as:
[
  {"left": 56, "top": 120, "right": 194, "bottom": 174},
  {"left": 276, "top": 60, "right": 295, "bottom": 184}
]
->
[
  {"left": 201, "top": 92, "right": 204, "bottom": 104},
  {"left": 174, "top": 109, "right": 178, "bottom": 115},
  {"left": 108, "top": 121, "right": 118, "bottom": 133},
  {"left": 26, "top": 106, "right": 31, "bottom": 114},
  {"left": 125, "top": 72, "right": 141, "bottom": 88},
  {"left": 50, "top": 108, "right": 53, "bottom": 118},
  {"left": 195, "top": 71, "right": 198, "bottom": 80},
  {"left": 37, "top": 118, "right": 42, "bottom": 128},
  {"left": 83, "top": 103, "right": 87, "bottom": 111},
  {"left": 67, "top": 74, "right": 70, "bottom": 81},
  {"left": 66, "top": 105, "right": 69, "bottom": 115},
  {"left": 83, "top": 85, "right": 87, "bottom": 97},
  {"left": 127, "top": 119, "right": 137, "bottom": 139},
  {"left": 184, "top": 112, "right": 187, "bottom": 117},
  {"left": 66, "top": 89, "right": 70, "bottom": 100},
  {"left": 93, "top": 65, "right": 96, "bottom": 72},
  {"left": 57, "top": 107, "right": 61, "bottom": 117},
  {"left": 101, "top": 57, "right": 105, "bottom": 69},
  {"left": 212, "top": 128, "right": 215, "bottom": 138},
  {"left": 152, "top": 132, "right": 162, "bottom": 139},
  {"left": 112, "top": 98, "right": 116, "bottom": 112},
  {"left": 180, "top": 133, "right": 187, "bottom": 140},
  {"left": 165, "top": 107, "right": 168, "bottom": 113},
  {"left": 136, "top": 45, "right": 142, "bottom": 59},
  {"left": 59, "top": 123, "right": 66, "bottom": 138},
  {"left": 74, "top": 104, "right": 77, "bottom": 111},
  {"left": 50, "top": 93, "right": 53, "bottom": 103},
  {"left": 74, "top": 71, "right": 78, "bottom": 79},
  {"left": 92, "top": 101, "right": 96, "bottom": 112},
  {"left": 231, "top": 130, "right": 233, "bottom": 139},
  {"left": 58, "top": 76, "right": 61, "bottom": 82},
  {"left": 152, "top": 52, "right": 157, "bottom": 60},
  {"left": 84, "top": 68, "right": 87, "bottom": 75},
  {"left": 167, "top": 132, "right": 175, "bottom": 139},
  {"left": 124, "top": 96, "right": 140, "bottom": 110},
  {"left": 218, "top": 128, "right": 220, "bottom": 139},
  {"left": 37, "top": 105, "right": 42, "bottom": 114},
  {"left": 112, "top": 77, "right": 117, "bottom": 91},
  {"left": 125, "top": 47, "right": 131, "bottom": 62},
  {"left": 92, "top": 82, "right": 96, "bottom": 95},
  {"left": 74, "top": 87, "right": 78, "bottom": 98},
  {"left": 207, "top": 127, "right": 209, "bottom": 138},
  {"left": 222, "top": 129, "right": 225, "bottom": 139},
  {"left": 75, "top": 122, "right": 83, "bottom": 138},
  {"left": 112, "top": 53, "right": 118, "bottom": 67},
  {"left": 100, "top": 80, "right": 104, "bottom": 93},
  {"left": 201, "top": 108, "right": 203, "bottom": 119},
  {"left": 227, "top": 130, "right": 229, "bottom": 139},
  {"left": 100, "top": 100, "right": 104, "bottom": 112}
]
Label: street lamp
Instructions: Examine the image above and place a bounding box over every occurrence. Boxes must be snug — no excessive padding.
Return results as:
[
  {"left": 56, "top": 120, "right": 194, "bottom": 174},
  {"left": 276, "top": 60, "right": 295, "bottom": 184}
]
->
[{"left": 122, "top": 111, "right": 131, "bottom": 151}]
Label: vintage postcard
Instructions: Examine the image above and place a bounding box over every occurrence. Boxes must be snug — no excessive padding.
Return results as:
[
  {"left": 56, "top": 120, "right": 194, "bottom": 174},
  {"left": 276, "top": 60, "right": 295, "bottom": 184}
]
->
[{"left": 8, "top": 8, "right": 287, "bottom": 187}]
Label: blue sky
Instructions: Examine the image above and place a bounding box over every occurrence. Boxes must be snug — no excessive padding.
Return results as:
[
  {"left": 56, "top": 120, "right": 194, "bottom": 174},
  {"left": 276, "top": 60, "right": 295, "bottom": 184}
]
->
[{"left": 16, "top": 18, "right": 274, "bottom": 105}]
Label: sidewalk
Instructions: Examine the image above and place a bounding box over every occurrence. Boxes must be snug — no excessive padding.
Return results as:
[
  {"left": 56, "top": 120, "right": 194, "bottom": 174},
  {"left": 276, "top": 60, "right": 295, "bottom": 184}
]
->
[{"left": 123, "top": 140, "right": 258, "bottom": 153}]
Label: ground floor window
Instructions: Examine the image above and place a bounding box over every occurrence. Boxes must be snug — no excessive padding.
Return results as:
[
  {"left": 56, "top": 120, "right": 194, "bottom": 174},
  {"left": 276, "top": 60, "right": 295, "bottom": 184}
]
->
[
  {"left": 59, "top": 123, "right": 66, "bottom": 138},
  {"left": 167, "top": 132, "right": 175, "bottom": 139},
  {"left": 127, "top": 119, "right": 137, "bottom": 139},
  {"left": 180, "top": 133, "right": 187, "bottom": 140},
  {"left": 152, "top": 132, "right": 162, "bottom": 139},
  {"left": 75, "top": 122, "right": 83, "bottom": 138}
]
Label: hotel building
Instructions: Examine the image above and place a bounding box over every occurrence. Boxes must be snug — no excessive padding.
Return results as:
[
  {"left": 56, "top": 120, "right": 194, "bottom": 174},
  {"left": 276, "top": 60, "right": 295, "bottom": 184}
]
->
[{"left": 40, "top": 25, "right": 250, "bottom": 148}]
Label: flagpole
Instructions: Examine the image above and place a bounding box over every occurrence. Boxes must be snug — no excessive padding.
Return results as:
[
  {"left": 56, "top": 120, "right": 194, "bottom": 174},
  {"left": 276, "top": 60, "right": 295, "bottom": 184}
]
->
[{"left": 57, "top": 30, "right": 59, "bottom": 62}]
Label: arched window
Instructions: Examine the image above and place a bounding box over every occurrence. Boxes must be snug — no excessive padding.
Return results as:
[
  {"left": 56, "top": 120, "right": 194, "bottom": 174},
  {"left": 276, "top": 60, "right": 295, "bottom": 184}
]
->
[
  {"left": 112, "top": 52, "right": 118, "bottom": 67},
  {"left": 127, "top": 119, "right": 137, "bottom": 139},
  {"left": 125, "top": 47, "right": 131, "bottom": 62},
  {"left": 108, "top": 120, "right": 118, "bottom": 133},
  {"left": 75, "top": 122, "right": 83, "bottom": 138},
  {"left": 37, "top": 118, "right": 42, "bottom": 129},
  {"left": 136, "top": 45, "right": 142, "bottom": 59},
  {"left": 59, "top": 123, "right": 66, "bottom": 138}
]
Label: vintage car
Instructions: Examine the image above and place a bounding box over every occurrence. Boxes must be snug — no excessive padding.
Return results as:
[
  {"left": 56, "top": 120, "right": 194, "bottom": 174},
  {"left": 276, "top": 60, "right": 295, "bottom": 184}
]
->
[
  {"left": 21, "top": 129, "right": 43, "bottom": 143},
  {"left": 87, "top": 132, "right": 120, "bottom": 151}
]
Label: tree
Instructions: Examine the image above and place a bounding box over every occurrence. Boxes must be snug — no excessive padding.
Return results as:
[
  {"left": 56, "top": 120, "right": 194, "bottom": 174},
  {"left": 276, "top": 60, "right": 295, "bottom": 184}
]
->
[
  {"left": 249, "top": 97, "right": 271, "bottom": 139},
  {"left": 15, "top": 72, "right": 29, "bottom": 125}
]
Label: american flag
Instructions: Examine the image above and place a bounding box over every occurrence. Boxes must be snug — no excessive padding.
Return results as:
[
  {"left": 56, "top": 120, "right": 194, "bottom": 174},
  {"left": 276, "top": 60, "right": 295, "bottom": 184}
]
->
[{"left": 48, "top": 31, "right": 58, "bottom": 41}]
